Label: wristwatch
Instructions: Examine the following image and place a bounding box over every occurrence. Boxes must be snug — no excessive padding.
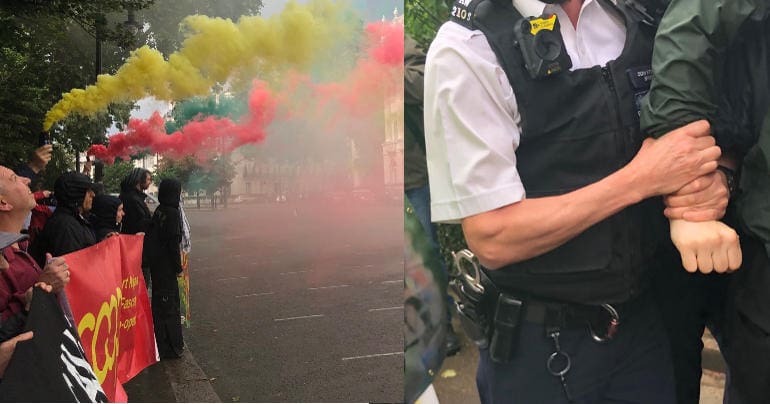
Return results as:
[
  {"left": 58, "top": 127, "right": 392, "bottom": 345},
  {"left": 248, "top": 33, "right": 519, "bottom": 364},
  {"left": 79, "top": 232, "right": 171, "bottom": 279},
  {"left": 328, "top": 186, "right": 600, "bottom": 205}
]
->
[{"left": 716, "top": 165, "right": 738, "bottom": 199}]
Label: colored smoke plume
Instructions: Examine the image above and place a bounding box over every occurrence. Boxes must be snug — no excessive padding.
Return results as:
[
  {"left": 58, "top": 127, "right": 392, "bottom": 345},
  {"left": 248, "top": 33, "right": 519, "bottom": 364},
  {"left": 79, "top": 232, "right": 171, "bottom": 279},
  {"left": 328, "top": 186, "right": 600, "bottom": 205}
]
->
[
  {"left": 286, "top": 21, "right": 404, "bottom": 126},
  {"left": 88, "top": 82, "right": 276, "bottom": 163},
  {"left": 44, "top": 0, "right": 357, "bottom": 131},
  {"left": 88, "top": 20, "right": 403, "bottom": 164}
]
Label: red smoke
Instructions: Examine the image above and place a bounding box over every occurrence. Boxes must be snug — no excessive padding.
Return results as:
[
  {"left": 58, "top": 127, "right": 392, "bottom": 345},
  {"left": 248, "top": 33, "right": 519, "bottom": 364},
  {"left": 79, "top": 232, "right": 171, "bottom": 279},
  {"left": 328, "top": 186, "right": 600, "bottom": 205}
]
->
[
  {"left": 366, "top": 21, "right": 404, "bottom": 66},
  {"left": 287, "top": 21, "right": 404, "bottom": 126},
  {"left": 89, "top": 82, "right": 276, "bottom": 164}
]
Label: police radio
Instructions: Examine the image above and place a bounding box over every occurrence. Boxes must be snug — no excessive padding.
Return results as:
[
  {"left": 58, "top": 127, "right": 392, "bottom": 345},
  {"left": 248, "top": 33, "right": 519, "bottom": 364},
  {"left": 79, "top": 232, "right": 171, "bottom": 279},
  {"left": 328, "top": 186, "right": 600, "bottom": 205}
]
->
[{"left": 514, "top": 14, "right": 572, "bottom": 80}]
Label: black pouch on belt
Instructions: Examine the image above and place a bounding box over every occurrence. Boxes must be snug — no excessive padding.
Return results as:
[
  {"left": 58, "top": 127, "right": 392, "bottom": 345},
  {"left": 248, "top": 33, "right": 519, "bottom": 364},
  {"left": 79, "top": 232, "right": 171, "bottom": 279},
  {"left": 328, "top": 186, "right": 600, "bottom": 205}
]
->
[{"left": 489, "top": 293, "right": 524, "bottom": 363}]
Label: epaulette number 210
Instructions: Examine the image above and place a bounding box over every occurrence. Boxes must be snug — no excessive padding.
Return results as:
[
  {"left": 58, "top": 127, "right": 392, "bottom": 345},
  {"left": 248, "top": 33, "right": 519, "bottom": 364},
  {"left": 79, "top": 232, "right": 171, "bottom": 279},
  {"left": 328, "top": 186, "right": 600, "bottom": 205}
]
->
[{"left": 452, "top": 5, "right": 472, "bottom": 22}]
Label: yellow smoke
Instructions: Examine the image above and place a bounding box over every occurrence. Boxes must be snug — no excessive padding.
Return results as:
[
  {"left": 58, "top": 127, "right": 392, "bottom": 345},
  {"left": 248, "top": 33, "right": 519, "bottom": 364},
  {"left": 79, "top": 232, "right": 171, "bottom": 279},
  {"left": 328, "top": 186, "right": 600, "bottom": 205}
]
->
[{"left": 43, "top": 0, "right": 357, "bottom": 131}]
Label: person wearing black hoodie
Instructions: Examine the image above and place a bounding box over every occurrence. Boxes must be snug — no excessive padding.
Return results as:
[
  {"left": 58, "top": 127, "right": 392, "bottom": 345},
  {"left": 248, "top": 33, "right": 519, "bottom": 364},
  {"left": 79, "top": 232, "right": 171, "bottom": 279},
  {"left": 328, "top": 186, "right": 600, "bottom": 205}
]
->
[
  {"left": 119, "top": 168, "right": 151, "bottom": 236},
  {"left": 145, "top": 178, "right": 184, "bottom": 359},
  {"left": 30, "top": 172, "right": 96, "bottom": 268},
  {"left": 90, "top": 194, "right": 124, "bottom": 241},
  {"left": 119, "top": 168, "right": 152, "bottom": 286}
]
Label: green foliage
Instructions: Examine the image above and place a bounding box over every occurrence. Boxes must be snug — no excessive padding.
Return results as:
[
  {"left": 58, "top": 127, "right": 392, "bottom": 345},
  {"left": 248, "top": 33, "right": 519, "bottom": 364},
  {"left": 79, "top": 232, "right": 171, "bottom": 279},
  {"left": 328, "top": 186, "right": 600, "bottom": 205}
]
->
[
  {"left": 101, "top": 158, "right": 136, "bottom": 193},
  {"left": 138, "top": 0, "right": 264, "bottom": 55},
  {"left": 0, "top": 1, "right": 152, "bottom": 177},
  {"left": 154, "top": 155, "right": 197, "bottom": 187},
  {"left": 405, "top": 0, "right": 451, "bottom": 48}
]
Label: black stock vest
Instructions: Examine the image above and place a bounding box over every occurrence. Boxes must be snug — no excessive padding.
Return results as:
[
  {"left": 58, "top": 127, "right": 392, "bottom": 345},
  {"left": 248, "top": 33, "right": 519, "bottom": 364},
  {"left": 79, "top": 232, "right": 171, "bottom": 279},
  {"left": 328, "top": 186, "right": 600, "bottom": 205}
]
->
[{"left": 451, "top": 0, "right": 664, "bottom": 304}]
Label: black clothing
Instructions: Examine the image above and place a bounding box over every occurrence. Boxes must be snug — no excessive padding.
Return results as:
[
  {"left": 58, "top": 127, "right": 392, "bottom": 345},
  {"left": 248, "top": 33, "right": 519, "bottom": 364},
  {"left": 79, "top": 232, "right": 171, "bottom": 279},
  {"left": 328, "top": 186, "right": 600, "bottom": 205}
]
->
[
  {"left": 147, "top": 178, "right": 183, "bottom": 359},
  {"left": 30, "top": 172, "right": 95, "bottom": 267},
  {"left": 30, "top": 206, "right": 95, "bottom": 268},
  {"left": 119, "top": 189, "right": 150, "bottom": 235},
  {"left": 90, "top": 194, "right": 122, "bottom": 241},
  {"left": 457, "top": 0, "right": 661, "bottom": 304},
  {"left": 157, "top": 179, "right": 181, "bottom": 208},
  {"left": 119, "top": 168, "right": 151, "bottom": 235},
  {"left": 53, "top": 172, "right": 92, "bottom": 211}
]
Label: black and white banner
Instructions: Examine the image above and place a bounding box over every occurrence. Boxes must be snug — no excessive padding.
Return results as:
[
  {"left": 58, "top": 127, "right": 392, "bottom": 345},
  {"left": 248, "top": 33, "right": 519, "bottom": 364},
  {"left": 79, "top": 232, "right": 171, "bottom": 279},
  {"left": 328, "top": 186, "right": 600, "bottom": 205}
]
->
[{"left": 0, "top": 288, "right": 108, "bottom": 402}]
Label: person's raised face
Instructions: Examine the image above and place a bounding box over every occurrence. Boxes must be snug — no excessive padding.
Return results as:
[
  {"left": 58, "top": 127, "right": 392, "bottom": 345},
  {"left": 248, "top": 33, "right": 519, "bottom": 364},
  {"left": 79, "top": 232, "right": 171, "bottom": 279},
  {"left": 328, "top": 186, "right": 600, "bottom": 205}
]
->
[
  {"left": 116, "top": 203, "right": 125, "bottom": 224},
  {"left": 81, "top": 189, "right": 95, "bottom": 213},
  {"left": 0, "top": 166, "right": 35, "bottom": 214}
]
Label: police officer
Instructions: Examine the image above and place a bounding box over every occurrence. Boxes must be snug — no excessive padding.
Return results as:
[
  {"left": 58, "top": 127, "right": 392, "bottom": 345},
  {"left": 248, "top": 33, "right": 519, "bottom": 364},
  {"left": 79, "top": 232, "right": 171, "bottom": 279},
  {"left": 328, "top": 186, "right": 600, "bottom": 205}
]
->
[{"left": 423, "top": 0, "right": 721, "bottom": 402}]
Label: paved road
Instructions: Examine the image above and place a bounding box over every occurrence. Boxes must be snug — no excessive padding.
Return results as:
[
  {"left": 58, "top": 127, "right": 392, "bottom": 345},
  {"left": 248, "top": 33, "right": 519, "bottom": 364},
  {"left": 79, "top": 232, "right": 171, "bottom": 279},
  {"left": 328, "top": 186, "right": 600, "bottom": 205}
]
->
[{"left": 128, "top": 198, "right": 404, "bottom": 402}]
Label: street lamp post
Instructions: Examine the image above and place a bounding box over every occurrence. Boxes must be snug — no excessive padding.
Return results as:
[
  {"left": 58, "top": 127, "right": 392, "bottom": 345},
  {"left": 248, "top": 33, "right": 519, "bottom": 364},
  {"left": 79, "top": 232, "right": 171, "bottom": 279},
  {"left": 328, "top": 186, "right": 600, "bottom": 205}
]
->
[{"left": 92, "top": 9, "right": 141, "bottom": 183}]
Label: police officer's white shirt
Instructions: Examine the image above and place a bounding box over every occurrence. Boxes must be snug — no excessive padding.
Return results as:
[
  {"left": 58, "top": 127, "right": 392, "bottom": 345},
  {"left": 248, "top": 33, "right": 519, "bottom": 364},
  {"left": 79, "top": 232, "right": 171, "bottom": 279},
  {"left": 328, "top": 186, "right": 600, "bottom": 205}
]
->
[{"left": 425, "top": 0, "right": 626, "bottom": 223}]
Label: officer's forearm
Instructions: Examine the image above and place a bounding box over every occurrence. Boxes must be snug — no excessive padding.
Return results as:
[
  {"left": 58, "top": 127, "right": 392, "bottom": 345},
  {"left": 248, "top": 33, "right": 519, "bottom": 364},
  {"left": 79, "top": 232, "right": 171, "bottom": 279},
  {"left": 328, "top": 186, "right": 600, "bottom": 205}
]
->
[{"left": 461, "top": 170, "right": 643, "bottom": 269}]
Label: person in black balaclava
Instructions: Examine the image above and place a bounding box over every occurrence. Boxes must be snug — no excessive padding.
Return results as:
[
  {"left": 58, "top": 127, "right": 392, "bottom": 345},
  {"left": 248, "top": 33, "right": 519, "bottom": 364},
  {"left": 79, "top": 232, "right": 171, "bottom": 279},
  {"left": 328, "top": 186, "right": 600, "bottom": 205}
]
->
[
  {"left": 145, "top": 178, "right": 184, "bottom": 359},
  {"left": 30, "top": 172, "right": 96, "bottom": 268},
  {"left": 90, "top": 194, "right": 124, "bottom": 241}
]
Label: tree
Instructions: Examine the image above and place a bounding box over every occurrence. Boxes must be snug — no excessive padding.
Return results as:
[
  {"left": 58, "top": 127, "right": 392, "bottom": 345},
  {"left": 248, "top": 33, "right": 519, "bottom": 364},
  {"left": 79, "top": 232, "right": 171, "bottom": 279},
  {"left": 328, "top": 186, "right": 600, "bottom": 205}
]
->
[
  {"left": 0, "top": 1, "right": 153, "bottom": 188},
  {"left": 405, "top": 0, "right": 451, "bottom": 48},
  {"left": 101, "top": 158, "right": 136, "bottom": 193},
  {"left": 137, "top": 0, "right": 263, "bottom": 56}
]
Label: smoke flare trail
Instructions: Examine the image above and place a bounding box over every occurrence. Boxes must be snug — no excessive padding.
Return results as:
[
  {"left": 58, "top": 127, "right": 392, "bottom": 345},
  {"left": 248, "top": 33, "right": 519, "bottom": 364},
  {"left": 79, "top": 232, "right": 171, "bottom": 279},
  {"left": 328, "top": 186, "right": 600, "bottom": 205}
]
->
[
  {"left": 88, "top": 81, "right": 276, "bottom": 163},
  {"left": 88, "top": 21, "right": 404, "bottom": 164},
  {"left": 44, "top": 0, "right": 356, "bottom": 131}
]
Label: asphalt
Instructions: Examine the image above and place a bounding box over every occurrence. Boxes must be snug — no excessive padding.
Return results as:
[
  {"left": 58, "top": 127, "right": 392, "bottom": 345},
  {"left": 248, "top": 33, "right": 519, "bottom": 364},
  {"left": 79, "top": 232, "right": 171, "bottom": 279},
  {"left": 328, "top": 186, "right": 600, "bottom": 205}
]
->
[{"left": 123, "top": 197, "right": 404, "bottom": 403}]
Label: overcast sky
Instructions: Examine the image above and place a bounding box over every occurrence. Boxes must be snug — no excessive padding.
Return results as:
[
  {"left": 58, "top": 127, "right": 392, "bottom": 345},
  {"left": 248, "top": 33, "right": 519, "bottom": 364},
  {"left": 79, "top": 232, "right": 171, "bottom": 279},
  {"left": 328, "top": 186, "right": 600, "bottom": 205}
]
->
[{"left": 261, "top": 0, "right": 403, "bottom": 22}]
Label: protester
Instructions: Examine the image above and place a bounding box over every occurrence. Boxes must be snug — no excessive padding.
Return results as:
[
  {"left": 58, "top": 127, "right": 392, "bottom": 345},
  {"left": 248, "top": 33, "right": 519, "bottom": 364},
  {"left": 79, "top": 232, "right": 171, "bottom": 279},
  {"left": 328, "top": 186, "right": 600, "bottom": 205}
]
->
[
  {"left": 14, "top": 144, "right": 52, "bottom": 187},
  {"left": 30, "top": 172, "right": 95, "bottom": 268},
  {"left": 90, "top": 194, "right": 124, "bottom": 241},
  {"left": 120, "top": 168, "right": 152, "bottom": 286},
  {"left": 404, "top": 33, "right": 460, "bottom": 356},
  {"left": 0, "top": 164, "right": 70, "bottom": 375},
  {"left": 145, "top": 178, "right": 185, "bottom": 359},
  {"left": 423, "top": 0, "right": 720, "bottom": 402},
  {"left": 119, "top": 168, "right": 152, "bottom": 235},
  {"left": 26, "top": 189, "right": 55, "bottom": 245},
  {"left": 640, "top": 0, "right": 770, "bottom": 402}
]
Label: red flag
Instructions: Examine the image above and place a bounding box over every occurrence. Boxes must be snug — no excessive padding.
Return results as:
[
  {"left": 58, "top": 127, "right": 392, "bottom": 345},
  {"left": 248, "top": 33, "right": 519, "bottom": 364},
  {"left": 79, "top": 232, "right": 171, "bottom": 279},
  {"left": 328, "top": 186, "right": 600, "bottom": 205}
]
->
[{"left": 63, "top": 235, "right": 158, "bottom": 402}]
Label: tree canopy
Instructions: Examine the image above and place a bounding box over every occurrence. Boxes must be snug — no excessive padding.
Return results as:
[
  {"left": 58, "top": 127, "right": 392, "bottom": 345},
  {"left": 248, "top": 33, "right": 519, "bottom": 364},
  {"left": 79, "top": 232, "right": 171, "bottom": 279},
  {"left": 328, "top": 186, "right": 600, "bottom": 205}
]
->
[{"left": 0, "top": 0, "right": 263, "bottom": 188}]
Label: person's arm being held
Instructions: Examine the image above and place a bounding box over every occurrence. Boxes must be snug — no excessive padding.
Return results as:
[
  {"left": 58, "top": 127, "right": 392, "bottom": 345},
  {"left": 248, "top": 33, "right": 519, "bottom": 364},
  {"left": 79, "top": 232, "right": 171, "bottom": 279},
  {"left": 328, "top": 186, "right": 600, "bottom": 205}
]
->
[
  {"left": 640, "top": 0, "right": 763, "bottom": 272},
  {"left": 464, "top": 120, "right": 720, "bottom": 269}
]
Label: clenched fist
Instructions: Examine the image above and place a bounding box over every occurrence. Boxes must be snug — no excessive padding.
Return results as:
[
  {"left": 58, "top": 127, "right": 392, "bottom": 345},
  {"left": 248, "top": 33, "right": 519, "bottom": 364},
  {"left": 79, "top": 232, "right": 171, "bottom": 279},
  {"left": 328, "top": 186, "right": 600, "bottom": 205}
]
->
[{"left": 670, "top": 219, "right": 742, "bottom": 273}]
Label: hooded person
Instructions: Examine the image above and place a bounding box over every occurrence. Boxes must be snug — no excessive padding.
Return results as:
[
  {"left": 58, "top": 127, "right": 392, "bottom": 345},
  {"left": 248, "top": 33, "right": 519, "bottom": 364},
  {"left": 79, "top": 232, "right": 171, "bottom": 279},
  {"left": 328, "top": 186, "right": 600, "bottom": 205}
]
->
[
  {"left": 119, "top": 167, "right": 152, "bottom": 286},
  {"left": 90, "top": 194, "right": 124, "bottom": 241},
  {"left": 30, "top": 172, "right": 95, "bottom": 268},
  {"left": 144, "top": 178, "right": 184, "bottom": 359},
  {"left": 119, "top": 168, "right": 151, "bottom": 236}
]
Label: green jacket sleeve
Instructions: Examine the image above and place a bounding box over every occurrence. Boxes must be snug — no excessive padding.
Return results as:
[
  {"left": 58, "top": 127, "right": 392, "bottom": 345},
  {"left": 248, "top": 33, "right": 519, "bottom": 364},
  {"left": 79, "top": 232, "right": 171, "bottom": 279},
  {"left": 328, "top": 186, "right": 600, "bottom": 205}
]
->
[
  {"left": 404, "top": 34, "right": 430, "bottom": 190},
  {"left": 405, "top": 34, "right": 426, "bottom": 107},
  {"left": 640, "top": 0, "right": 763, "bottom": 138}
]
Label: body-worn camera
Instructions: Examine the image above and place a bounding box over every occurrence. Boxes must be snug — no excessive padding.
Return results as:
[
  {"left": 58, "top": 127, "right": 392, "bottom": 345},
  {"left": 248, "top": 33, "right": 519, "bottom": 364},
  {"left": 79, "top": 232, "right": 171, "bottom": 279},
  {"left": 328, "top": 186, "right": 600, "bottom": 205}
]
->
[{"left": 513, "top": 14, "right": 572, "bottom": 80}]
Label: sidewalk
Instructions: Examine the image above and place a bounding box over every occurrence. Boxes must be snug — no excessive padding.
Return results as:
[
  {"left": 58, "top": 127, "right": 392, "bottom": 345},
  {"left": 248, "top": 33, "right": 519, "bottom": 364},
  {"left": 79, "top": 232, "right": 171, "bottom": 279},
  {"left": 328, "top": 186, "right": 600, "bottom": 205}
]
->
[{"left": 124, "top": 348, "right": 221, "bottom": 403}]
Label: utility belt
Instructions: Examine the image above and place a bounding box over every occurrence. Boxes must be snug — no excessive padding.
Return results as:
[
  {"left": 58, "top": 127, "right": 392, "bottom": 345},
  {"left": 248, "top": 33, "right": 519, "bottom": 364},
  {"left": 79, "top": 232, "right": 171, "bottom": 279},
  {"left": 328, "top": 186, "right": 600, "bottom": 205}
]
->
[{"left": 452, "top": 250, "right": 635, "bottom": 364}]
